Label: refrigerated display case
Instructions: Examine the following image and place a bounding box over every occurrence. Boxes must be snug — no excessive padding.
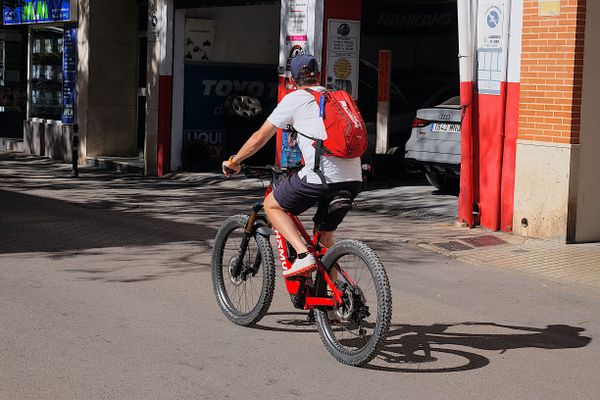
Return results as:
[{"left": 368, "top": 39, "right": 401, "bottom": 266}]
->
[{"left": 30, "top": 27, "right": 63, "bottom": 120}]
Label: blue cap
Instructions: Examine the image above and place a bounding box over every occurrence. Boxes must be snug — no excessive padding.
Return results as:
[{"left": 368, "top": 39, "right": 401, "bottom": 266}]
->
[{"left": 290, "top": 54, "right": 319, "bottom": 80}]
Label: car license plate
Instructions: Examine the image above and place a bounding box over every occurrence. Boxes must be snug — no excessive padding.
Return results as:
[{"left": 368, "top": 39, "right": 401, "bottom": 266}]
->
[{"left": 432, "top": 123, "right": 460, "bottom": 133}]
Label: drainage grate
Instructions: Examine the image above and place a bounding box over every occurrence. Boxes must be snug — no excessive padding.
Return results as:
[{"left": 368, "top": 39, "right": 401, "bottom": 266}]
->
[
  {"left": 459, "top": 235, "right": 507, "bottom": 247},
  {"left": 435, "top": 241, "right": 474, "bottom": 251}
]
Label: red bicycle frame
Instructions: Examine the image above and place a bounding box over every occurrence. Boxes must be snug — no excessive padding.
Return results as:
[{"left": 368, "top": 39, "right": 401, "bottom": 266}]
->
[{"left": 263, "top": 186, "right": 355, "bottom": 310}]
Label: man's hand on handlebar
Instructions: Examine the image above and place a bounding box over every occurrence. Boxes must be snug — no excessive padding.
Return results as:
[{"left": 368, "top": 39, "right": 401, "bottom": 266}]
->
[{"left": 222, "top": 159, "right": 242, "bottom": 177}]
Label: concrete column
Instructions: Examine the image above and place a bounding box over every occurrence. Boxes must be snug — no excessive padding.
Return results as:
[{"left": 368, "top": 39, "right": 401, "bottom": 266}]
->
[
  {"left": 77, "top": 0, "right": 138, "bottom": 161},
  {"left": 146, "top": 0, "right": 174, "bottom": 176},
  {"left": 76, "top": 0, "right": 90, "bottom": 162}
]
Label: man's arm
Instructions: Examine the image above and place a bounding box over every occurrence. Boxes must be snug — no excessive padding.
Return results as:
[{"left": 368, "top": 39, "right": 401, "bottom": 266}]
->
[{"left": 223, "top": 120, "right": 279, "bottom": 175}]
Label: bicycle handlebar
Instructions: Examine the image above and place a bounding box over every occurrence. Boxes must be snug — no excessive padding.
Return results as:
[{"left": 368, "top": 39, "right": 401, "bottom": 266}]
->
[{"left": 239, "top": 164, "right": 303, "bottom": 180}]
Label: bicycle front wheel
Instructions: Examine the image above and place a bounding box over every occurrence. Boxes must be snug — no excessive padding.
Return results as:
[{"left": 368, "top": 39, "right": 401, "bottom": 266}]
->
[
  {"left": 211, "top": 214, "right": 275, "bottom": 326},
  {"left": 314, "top": 239, "right": 392, "bottom": 366}
]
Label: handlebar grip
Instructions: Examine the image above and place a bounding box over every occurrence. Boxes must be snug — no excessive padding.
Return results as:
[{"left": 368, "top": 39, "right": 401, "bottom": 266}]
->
[{"left": 223, "top": 165, "right": 238, "bottom": 175}]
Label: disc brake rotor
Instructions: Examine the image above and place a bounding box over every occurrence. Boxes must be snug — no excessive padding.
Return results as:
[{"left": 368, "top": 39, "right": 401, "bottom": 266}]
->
[
  {"left": 335, "top": 285, "right": 370, "bottom": 326},
  {"left": 228, "top": 257, "right": 244, "bottom": 286}
]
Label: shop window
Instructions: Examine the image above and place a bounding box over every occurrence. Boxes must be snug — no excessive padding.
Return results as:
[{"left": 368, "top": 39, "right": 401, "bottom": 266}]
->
[
  {"left": 30, "top": 27, "right": 63, "bottom": 120},
  {"left": 1, "top": 29, "right": 27, "bottom": 113}
]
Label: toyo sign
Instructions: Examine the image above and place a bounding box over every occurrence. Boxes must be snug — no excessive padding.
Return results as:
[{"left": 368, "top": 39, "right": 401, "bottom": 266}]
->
[{"left": 3, "top": 0, "right": 71, "bottom": 25}]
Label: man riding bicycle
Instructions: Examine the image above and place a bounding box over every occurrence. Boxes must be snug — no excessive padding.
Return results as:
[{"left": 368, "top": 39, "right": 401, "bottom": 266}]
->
[{"left": 222, "top": 54, "right": 363, "bottom": 278}]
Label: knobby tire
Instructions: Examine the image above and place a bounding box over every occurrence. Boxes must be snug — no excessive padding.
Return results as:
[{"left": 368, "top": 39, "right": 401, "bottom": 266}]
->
[
  {"left": 314, "top": 239, "right": 392, "bottom": 366},
  {"left": 211, "top": 214, "right": 275, "bottom": 326}
]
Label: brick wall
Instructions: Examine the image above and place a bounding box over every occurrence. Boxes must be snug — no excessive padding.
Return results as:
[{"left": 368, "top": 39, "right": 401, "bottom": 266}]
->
[{"left": 519, "top": 0, "right": 586, "bottom": 144}]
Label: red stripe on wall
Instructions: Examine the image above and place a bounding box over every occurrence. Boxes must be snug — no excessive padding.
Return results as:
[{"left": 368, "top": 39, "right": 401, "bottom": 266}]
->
[
  {"left": 157, "top": 75, "right": 173, "bottom": 177},
  {"left": 500, "top": 81, "right": 520, "bottom": 232},
  {"left": 477, "top": 81, "right": 508, "bottom": 231},
  {"left": 459, "top": 81, "right": 475, "bottom": 227}
]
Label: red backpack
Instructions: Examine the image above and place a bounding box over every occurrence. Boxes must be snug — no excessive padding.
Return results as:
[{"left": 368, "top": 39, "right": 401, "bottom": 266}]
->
[{"left": 290, "top": 88, "right": 367, "bottom": 187}]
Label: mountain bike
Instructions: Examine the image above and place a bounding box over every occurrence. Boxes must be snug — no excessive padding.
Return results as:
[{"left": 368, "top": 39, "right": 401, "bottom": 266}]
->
[{"left": 211, "top": 165, "right": 392, "bottom": 366}]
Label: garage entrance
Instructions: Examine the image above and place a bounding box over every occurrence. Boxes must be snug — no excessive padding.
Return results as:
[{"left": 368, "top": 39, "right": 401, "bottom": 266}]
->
[
  {"left": 173, "top": 0, "right": 280, "bottom": 171},
  {"left": 357, "top": 0, "right": 460, "bottom": 181}
]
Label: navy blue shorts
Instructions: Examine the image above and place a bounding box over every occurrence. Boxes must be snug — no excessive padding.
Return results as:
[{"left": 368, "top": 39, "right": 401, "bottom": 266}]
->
[{"left": 272, "top": 173, "right": 362, "bottom": 231}]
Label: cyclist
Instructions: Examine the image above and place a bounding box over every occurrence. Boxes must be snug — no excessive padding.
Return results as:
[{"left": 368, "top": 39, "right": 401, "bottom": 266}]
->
[{"left": 222, "top": 54, "right": 362, "bottom": 278}]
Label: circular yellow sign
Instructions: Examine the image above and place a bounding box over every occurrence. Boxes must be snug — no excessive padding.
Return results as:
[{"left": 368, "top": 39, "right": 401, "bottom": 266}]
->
[{"left": 333, "top": 59, "right": 352, "bottom": 80}]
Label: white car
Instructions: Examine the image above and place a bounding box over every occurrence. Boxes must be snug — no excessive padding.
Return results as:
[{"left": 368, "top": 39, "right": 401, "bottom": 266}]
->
[{"left": 404, "top": 96, "right": 462, "bottom": 192}]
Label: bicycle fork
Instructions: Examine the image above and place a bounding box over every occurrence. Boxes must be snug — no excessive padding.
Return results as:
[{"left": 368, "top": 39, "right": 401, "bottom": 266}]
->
[{"left": 231, "top": 202, "right": 263, "bottom": 279}]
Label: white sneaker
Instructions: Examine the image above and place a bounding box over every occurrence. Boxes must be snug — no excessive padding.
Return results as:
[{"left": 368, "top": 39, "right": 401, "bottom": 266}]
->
[{"left": 283, "top": 253, "right": 317, "bottom": 278}]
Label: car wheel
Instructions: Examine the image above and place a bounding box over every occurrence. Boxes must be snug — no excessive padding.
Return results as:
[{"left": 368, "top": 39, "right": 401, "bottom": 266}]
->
[
  {"left": 224, "top": 94, "right": 262, "bottom": 119},
  {"left": 425, "top": 172, "right": 459, "bottom": 194}
]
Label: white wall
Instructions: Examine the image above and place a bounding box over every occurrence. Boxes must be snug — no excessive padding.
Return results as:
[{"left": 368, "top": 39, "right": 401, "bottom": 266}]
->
[
  {"left": 185, "top": 4, "right": 280, "bottom": 65},
  {"left": 575, "top": 0, "right": 600, "bottom": 242}
]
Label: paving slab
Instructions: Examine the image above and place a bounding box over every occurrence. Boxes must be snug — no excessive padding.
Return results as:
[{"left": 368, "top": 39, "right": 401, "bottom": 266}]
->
[{"left": 2, "top": 150, "right": 600, "bottom": 290}]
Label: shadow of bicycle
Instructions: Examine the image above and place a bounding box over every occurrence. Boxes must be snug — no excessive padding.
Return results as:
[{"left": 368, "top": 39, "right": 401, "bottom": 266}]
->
[
  {"left": 366, "top": 322, "right": 592, "bottom": 373},
  {"left": 251, "top": 314, "right": 591, "bottom": 373},
  {"left": 252, "top": 311, "right": 317, "bottom": 333}
]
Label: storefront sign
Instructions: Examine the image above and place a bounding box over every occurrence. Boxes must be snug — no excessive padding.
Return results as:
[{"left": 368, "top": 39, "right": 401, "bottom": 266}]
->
[
  {"left": 184, "top": 18, "right": 214, "bottom": 61},
  {"left": 279, "top": 0, "right": 322, "bottom": 76},
  {"left": 539, "top": 0, "right": 561, "bottom": 17},
  {"left": 326, "top": 19, "right": 360, "bottom": 99},
  {"left": 62, "top": 24, "right": 76, "bottom": 125},
  {"left": 282, "top": 1, "right": 309, "bottom": 74},
  {"left": 377, "top": 50, "right": 390, "bottom": 103},
  {"left": 3, "top": 0, "right": 71, "bottom": 25},
  {"left": 183, "top": 63, "right": 278, "bottom": 165},
  {"left": 362, "top": 1, "right": 458, "bottom": 36}
]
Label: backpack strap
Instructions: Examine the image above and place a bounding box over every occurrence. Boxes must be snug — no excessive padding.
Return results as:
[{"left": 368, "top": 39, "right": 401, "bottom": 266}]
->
[
  {"left": 286, "top": 125, "right": 329, "bottom": 190},
  {"left": 304, "top": 88, "right": 330, "bottom": 189},
  {"left": 305, "top": 88, "right": 327, "bottom": 118},
  {"left": 313, "top": 139, "right": 329, "bottom": 190},
  {"left": 287, "top": 88, "right": 331, "bottom": 189}
]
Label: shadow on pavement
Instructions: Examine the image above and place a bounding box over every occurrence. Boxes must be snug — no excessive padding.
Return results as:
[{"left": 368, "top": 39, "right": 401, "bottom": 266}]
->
[
  {"left": 366, "top": 321, "right": 592, "bottom": 373},
  {"left": 253, "top": 311, "right": 317, "bottom": 333},
  {"left": 231, "top": 314, "right": 591, "bottom": 373},
  {"left": 0, "top": 189, "right": 216, "bottom": 254}
]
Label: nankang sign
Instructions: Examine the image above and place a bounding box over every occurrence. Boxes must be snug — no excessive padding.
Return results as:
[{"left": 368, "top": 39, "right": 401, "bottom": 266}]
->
[
  {"left": 363, "top": 2, "right": 458, "bottom": 35},
  {"left": 3, "top": 0, "right": 71, "bottom": 25}
]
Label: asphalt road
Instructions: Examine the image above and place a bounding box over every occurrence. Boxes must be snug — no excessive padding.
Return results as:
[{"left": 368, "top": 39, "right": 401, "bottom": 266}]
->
[{"left": 1, "top": 172, "right": 599, "bottom": 399}]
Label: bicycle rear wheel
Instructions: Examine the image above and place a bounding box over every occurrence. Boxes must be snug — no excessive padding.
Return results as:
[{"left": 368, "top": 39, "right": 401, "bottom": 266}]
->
[
  {"left": 314, "top": 239, "right": 392, "bottom": 366},
  {"left": 211, "top": 214, "right": 275, "bottom": 326}
]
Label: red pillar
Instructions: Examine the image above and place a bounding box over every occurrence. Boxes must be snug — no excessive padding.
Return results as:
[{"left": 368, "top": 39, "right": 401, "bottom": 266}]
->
[{"left": 157, "top": 76, "right": 173, "bottom": 176}]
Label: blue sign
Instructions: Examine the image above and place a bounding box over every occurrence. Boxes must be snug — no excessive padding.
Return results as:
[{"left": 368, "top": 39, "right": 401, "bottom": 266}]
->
[
  {"left": 183, "top": 63, "right": 278, "bottom": 167},
  {"left": 487, "top": 9, "right": 501, "bottom": 28},
  {"left": 62, "top": 25, "right": 77, "bottom": 124},
  {"left": 3, "top": 0, "right": 71, "bottom": 25}
]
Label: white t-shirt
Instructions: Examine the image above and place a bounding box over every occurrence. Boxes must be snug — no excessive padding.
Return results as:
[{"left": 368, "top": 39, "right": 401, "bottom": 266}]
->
[{"left": 267, "top": 86, "right": 363, "bottom": 184}]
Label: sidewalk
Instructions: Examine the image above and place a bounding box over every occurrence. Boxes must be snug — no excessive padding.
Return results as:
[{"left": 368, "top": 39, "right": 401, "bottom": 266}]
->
[{"left": 2, "top": 150, "right": 599, "bottom": 289}]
